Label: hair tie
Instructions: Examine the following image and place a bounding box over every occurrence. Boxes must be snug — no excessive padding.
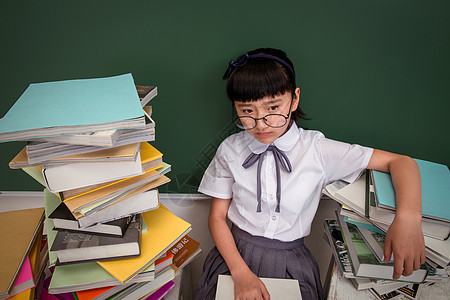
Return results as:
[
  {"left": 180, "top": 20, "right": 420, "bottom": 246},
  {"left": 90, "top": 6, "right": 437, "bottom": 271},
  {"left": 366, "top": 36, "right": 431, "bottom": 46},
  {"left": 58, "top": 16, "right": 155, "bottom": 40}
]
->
[{"left": 222, "top": 53, "right": 295, "bottom": 83}]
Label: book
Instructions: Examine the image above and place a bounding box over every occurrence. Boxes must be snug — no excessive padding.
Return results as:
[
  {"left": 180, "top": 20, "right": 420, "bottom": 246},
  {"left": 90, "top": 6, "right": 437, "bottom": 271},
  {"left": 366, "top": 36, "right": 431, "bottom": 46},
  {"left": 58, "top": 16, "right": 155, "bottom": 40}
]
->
[
  {"left": 31, "top": 129, "right": 122, "bottom": 147},
  {"left": 154, "top": 251, "right": 174, "bottom": 276},
  {"left": 144, "top": 280, "right": 175, "bottom": 300},
  {"left": 323, "top": 219, "right": 354, "bottom": 278},
  {"left": 355, "top": 226, "right": 392, "bottom": 263},
  {"left": 169, "top": 234, "right": 200, "bottom": 269},
  {"left": 58, "top": 142, "right": 165, "bottom": 203},
  {"left": 48, "top": 262, "right": 155, "bottom": 294},
  {"left": 41, "top": 150, "right": 144, "bottom": 193},
  {"left": 50, "top": 214, "right": 142, "bottom": 265},
  {"left": 78, "top": 173, "right": 169, "bottom": 217},
  {"left": 0, "top": 207, "right": 45, "bottom": 297},
  {"left": 59, "top": 161, "right": 169, "bottom": 209},
  {"left": 110, "top": 267, "right": 175, "bottom": 300},
  {"left": 49, "top": 201, "right": 132, "bottom": 237},
  {"left": 215, "top": 274, "right": 302, "bottom": 300},
  {"left": 23, "top": 108, "right": 154, "bottom": 165},
  {"left": 136, "top": 85, "right": 157, "bottom": 106},
  {"left": 326, "top": 172, "right": 450, "bottom": 241},
  {"left": 62, "top": 170, "right": 166, "bottom": 216},
  {"left": 0, "top": 257, "right": 34, "bottom": 300},
  {"left": 9, "top": 142, "right": 141, "bottom": 169},
  {"left": 0, "top": 73, "right": 145, "bottom": 143},
  {"left": 371, "top": 159, "right": 450, "bottom": 223},
  {"left": 336, "top": 211, "right": 429, "bottom": 283},
  {"left": 76, "top": 186, "right": 162, "bottom": 228},
  {"left": 97, "top": 204, "right": 192, "bottom": 284}
]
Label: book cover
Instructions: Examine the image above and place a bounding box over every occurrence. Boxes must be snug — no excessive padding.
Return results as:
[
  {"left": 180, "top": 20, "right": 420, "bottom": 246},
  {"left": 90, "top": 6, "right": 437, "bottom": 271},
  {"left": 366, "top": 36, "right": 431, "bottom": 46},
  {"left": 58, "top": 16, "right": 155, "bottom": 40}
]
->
[
  {"left": 336, "top": 211, "right": 429, "bottom": 283},
  {"left": 48, "top": 262, "right": 154, "bottom": 295},
  {"left": 10, "top": 142, "right": 140, "bottom": 169},
  {"left": 371, "top": 159, "right": 450, "bottom": 223},
  {"left": 50, "top": 214, "right": 142, "bottom": 265},
  {"left": 0, "top": 257, "right": 34, "bottom": 300},
  {"left": 0, "top": 207, "right": 45, "bottom": 297},
  {"left": 215, "top": 275, "right": 302, "bottom": 300},
  {"left": 169, "top": 234, "right": 200, "bottom": 269},
  {"left": 0, "top": 73, "right": 145, "bottom": 143},
  {"left": 136, "top": 85, "right": 157, "bottom": 106},
  {"left": 49, "top": 201, "right": 132, "bottom": 237},
  {"left": 97, "top": 205, "right": 192, "bottom": 284},
  {"left": 145, "top": 280, "right": 175, "bottom": 300},
  {"left": 323, "top": 219, "right": 354, "bottom": 278},
  {"left": 42, "top": 151, "right": 144, "bottom": 193},
  {"left": 76, "top": 187, "right": 161, "bottom": 228}
]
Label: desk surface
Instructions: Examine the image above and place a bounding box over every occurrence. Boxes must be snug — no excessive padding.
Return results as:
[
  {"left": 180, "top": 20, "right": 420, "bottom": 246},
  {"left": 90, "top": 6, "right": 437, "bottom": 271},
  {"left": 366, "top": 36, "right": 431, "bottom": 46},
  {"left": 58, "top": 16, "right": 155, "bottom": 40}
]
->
[{"left": 326, "top": 264, "right": 450, "bottom": 300}]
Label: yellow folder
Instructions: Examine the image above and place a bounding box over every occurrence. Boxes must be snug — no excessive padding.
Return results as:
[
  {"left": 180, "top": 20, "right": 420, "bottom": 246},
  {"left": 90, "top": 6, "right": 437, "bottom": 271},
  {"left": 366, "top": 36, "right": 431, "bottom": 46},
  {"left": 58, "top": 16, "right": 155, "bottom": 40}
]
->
[{"left": 97, "top": 205, "right": 191, "bottom": 284}]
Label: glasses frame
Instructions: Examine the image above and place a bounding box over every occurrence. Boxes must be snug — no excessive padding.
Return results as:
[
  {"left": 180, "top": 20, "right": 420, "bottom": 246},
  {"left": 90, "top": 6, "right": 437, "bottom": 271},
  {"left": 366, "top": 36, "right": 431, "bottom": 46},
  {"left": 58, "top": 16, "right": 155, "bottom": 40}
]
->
[{"left": 233, "top": 96, "right": 294, "bottom": 130}]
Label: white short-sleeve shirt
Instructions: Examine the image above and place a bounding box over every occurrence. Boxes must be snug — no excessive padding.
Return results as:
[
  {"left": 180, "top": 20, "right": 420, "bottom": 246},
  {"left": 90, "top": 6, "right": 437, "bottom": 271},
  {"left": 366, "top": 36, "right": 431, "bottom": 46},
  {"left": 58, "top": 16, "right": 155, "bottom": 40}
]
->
[{"left": 198, "top": 122, "right": 373, "bottom": 241}]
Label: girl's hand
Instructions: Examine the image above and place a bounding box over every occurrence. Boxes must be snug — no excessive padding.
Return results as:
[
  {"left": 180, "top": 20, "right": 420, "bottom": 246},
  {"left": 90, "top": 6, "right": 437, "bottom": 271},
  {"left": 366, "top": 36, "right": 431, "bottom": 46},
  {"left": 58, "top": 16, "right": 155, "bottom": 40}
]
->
[
  {"left": 384, "top": 212, "right": 426, "bottom": 280},
  {"left": 232, "top": 269, "right": 270, "bottom": 300}
]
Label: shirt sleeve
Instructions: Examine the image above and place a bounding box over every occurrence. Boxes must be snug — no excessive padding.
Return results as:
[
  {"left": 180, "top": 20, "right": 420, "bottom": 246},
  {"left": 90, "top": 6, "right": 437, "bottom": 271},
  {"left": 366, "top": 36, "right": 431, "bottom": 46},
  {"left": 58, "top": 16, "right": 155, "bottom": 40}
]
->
[
  {"left": 317, "top": 137, "right": 374, "bottom": 184},
  {"left": 197, "top": 142, "right": 235, "bottom": 199}
]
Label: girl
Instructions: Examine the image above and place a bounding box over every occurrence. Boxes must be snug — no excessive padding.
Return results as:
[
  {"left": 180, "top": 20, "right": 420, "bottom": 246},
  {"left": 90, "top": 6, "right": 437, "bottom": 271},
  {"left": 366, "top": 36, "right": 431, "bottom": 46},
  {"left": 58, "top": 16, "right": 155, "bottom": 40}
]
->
[{"left": 194, "top": 48, "right": 425, "bottom": 300}]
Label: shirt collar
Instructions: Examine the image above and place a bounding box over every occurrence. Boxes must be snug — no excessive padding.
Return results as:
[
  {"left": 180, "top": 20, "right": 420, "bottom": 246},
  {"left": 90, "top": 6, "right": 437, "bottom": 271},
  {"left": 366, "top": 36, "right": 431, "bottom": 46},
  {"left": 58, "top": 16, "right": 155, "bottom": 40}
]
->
[{"left": 243, "top": 122, "right": 300, "bottom": 154}]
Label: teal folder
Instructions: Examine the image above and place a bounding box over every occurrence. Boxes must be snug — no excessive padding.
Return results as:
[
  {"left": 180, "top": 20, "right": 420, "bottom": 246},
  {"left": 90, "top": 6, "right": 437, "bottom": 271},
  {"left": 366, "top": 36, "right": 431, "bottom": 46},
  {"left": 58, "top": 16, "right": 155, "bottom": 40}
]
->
[
  {"left": 0, "top": 74, "right": 144, "bottom": 142},
  {"left": 372, "top": 159, "right": 450, "bottom": 222}
]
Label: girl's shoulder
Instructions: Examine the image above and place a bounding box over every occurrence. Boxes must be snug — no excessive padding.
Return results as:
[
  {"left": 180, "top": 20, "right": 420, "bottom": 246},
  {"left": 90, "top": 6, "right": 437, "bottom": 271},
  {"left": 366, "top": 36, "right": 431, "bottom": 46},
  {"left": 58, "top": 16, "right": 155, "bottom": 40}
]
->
[{"left": 298, "top": 127, "right": 326, "bottom": 143}]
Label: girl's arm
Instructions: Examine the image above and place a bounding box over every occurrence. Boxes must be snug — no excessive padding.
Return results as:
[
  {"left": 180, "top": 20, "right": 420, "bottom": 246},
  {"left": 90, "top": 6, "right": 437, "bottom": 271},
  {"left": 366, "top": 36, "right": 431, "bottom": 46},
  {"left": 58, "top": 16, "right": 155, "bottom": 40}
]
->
[
  {"left": 208, "top": 197, "right": 270, "bottom": 300},
  {"left": 367, "top": 149, "right": 426, "bottom": 280}
]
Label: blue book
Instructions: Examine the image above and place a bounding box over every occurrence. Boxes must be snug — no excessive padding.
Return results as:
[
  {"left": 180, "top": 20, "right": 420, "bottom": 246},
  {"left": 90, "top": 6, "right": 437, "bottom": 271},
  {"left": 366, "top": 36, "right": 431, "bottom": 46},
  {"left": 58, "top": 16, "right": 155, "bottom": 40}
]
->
[
  {"left": 371, "top": 159, "right": 450, "bottom": 223},
  {"left": 0, "top": 74, "right": 145, "bottom": 143}
]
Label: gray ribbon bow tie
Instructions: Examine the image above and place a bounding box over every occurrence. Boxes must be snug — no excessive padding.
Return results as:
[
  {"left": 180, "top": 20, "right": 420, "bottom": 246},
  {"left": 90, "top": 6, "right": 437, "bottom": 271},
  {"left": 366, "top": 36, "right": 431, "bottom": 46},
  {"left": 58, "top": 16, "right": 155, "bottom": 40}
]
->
[{"left": 242, "top": 145, "right": 292, "bottom": 213}]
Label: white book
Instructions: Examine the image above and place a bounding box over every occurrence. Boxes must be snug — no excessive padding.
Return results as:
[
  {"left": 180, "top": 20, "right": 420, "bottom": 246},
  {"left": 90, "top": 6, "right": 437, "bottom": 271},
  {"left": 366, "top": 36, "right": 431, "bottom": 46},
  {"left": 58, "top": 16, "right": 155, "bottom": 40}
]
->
[
  {"left": 31, "top": 129, "right": 122, "bottom": 147},
  {"left": 42, "top": 151, "right": 144, "bottom": 193},
  {"left": 117, "top": 267, "right": 175, "bottom": 300},
  {"left": 77, "top": 189, "right": 160, "bottom": 228},
  {"left": 215, "top": 275, "right": 302, "bottom": 300}
]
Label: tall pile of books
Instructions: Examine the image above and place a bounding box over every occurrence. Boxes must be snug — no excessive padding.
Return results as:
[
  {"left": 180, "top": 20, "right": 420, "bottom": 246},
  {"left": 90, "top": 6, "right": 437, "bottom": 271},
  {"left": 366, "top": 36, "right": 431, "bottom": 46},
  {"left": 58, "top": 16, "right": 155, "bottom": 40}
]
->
[
  {"left": 0, "top": 74, "right": 201, "bottom": 299},
  {"left": 323, "top": 160, "right": 450, "bottom": 299}
]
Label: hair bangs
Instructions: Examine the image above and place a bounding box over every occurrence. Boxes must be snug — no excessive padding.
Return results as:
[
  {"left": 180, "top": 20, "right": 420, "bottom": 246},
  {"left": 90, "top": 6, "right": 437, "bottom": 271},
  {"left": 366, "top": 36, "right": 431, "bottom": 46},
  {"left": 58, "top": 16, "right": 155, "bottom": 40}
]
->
[{"left": 226, "top": 59, "right": 294, "bottom": 102}]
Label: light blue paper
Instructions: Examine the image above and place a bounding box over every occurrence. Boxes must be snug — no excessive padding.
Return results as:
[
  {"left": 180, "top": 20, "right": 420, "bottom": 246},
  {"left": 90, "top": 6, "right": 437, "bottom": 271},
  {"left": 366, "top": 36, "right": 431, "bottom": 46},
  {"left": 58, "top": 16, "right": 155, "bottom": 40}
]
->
[
  {"left": 372, "top": 159, "right": 450, "bottom": 222},
  {"left": 0, "top": 73, "right": 143, "bottom": 134}
]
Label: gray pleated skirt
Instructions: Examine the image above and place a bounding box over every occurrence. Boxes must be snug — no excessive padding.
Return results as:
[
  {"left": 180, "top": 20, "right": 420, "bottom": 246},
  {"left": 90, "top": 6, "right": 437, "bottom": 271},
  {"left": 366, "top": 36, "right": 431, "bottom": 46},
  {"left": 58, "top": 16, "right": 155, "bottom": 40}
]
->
[{"left": 193, "top": 225, "right": 323, "bottom": 300}]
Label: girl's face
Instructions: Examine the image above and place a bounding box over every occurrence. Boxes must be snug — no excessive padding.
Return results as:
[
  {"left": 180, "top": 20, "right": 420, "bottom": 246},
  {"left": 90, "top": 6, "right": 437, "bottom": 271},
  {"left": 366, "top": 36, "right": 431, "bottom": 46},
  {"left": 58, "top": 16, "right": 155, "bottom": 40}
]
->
[{"left": 234, "top": 88, "right": 300, "bottom": 144}]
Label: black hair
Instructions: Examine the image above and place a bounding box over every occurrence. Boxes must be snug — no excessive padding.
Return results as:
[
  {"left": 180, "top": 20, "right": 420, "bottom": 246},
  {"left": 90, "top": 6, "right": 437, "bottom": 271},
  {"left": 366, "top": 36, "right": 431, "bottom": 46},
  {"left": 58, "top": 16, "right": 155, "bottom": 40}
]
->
[{"left": 224, "top": 48, "right": 308, "bottom": 122}]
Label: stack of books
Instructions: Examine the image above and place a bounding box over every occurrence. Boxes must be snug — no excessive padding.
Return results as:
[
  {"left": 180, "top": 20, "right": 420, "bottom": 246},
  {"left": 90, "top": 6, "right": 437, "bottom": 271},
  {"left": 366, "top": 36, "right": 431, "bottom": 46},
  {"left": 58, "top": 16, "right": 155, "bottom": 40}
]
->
[
  {"left": 0, "top": 203, "right": 47, "bottom": 300},
  {"left": 323, "top": 159, "right": 450, "bottom": 299},
  {"left": 1, "top": 74, "right": 201, "bottom": 299}
]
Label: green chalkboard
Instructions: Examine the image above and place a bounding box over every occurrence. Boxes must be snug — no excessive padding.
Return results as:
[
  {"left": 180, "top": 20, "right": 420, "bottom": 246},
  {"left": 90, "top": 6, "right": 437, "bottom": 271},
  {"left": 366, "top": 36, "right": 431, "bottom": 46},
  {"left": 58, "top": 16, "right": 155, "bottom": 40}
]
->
[{"left": 0, "top": 0, "right": 448, "bottom": 192}]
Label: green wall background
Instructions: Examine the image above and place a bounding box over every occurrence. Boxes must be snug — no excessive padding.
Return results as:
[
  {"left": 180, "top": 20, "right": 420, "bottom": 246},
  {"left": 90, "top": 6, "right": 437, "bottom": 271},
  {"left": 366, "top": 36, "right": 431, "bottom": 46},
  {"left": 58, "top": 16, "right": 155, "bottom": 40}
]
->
[{"left": 1, "top": 0, "right": 448, "bottom": 192}]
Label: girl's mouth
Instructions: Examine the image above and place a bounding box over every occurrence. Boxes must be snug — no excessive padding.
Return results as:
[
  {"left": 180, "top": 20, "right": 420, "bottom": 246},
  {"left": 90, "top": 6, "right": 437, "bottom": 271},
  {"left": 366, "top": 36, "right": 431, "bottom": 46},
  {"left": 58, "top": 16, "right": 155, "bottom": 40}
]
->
[{"left": 256, "top": 132, "right": 271, "bottom": 138}]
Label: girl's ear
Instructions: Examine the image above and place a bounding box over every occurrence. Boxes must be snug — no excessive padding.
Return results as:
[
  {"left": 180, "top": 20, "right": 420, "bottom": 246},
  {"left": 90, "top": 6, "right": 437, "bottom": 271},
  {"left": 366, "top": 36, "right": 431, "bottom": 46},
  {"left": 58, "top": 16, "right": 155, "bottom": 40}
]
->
[{"left": 291, "top": 87, "right": 300, "bottom": 111}]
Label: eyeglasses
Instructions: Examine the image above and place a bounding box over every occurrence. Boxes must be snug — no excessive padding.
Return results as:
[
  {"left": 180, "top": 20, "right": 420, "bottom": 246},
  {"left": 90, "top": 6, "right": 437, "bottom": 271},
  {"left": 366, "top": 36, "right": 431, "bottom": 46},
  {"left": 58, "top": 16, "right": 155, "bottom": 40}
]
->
[
  {"left": 233, "top": 98, "right": 293, "bottom": 130},
  {"left": 234, "top": 114, "right": 290, "bottom": 130}
]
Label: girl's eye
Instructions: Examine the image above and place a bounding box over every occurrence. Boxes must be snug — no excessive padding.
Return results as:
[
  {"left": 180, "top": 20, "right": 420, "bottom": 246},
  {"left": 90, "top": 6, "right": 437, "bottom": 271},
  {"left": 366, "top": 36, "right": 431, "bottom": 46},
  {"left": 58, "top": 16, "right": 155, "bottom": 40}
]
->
[
  {"left": 268, "top": 105, "right": 279, "bottom": 111},
  {"left": 242, "top": 109, "right": 253, "bottom": 114}
]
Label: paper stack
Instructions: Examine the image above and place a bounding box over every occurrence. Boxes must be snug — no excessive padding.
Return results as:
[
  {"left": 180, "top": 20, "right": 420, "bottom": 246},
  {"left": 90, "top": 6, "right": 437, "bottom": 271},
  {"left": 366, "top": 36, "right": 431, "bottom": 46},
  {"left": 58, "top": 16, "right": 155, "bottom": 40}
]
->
[
  {"left": 2, "top": 74, "right": 200, "bottom": 299},
  {"left": 323, "top": 160, "right": 450, "bottom": 298}
]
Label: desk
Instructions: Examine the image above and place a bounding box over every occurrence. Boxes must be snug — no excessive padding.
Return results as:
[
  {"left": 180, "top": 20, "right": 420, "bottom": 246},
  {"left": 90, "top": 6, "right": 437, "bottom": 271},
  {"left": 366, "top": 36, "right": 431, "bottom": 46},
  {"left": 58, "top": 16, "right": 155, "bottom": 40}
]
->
[{"left": 326, "top": 263, "right": 450, "bottom": 300}]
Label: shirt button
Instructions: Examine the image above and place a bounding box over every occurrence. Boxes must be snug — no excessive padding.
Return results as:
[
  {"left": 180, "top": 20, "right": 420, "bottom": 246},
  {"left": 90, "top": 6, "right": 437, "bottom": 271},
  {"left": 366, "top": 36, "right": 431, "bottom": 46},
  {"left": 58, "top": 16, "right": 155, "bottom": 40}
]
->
[
  {"left": 268, "top": 194, "right": 273, "bottom": 200},
  {"left": 272, "top": 216, "right": 277, "bottom": 221}
]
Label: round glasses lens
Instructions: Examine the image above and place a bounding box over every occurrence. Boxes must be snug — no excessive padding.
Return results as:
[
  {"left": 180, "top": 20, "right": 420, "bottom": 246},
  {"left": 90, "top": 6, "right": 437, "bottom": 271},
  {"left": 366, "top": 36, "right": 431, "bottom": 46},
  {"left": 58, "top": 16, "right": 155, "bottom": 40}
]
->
[
  {"left": 264, "top": 114, "right": 287, "bottom": 128},
  {"left": 234, "top": 117, "right": 256, "bottom": 129}
]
